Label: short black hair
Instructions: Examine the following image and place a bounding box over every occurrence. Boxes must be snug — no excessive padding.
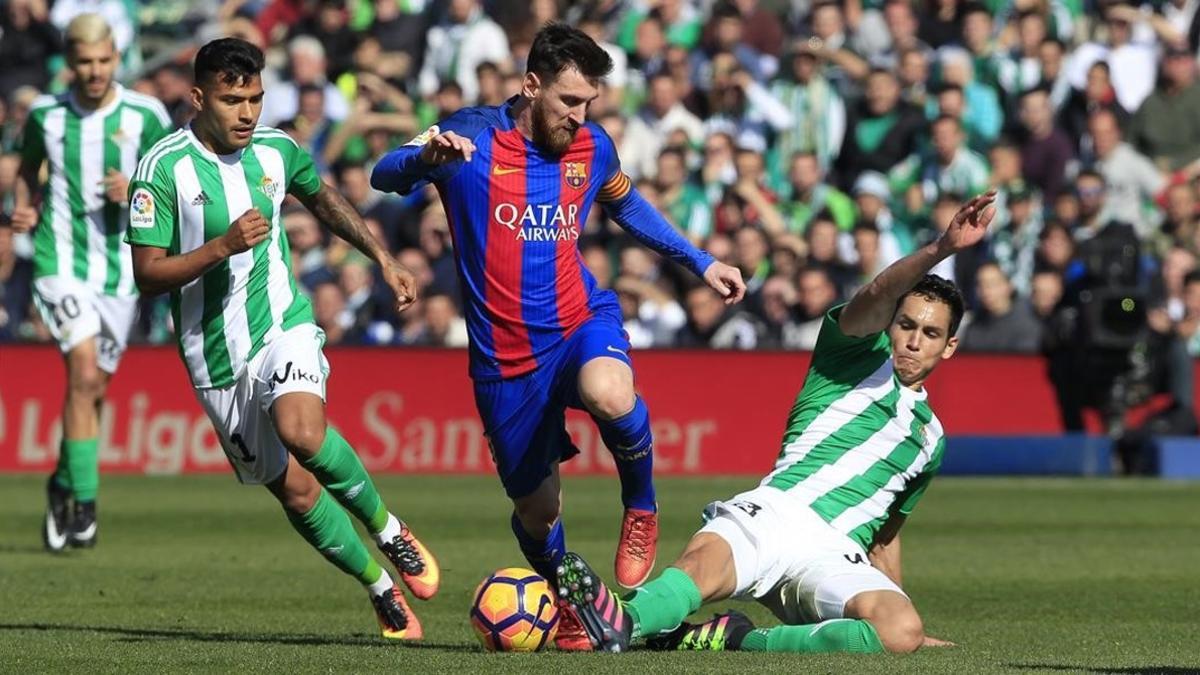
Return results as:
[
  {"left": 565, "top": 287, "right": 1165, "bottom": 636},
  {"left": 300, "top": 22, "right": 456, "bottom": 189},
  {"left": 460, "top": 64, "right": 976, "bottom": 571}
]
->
[
  {"left": 1184, "top": 269, "right": 1200, "bottom": 287},
  {"left": 194, "top": 38, "right": 265, "bottom": 86},
  {"left": 899, "top": 274, "right": 966, "bottom": 336},
  {"left": 527, "top": 22, "right": 613, "bottom": 84}
]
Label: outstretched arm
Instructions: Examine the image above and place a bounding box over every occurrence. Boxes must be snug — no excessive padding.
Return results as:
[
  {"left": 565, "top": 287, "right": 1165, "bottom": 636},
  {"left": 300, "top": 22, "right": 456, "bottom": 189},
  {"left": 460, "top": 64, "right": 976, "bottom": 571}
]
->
[
  {"left": 297, "top": 183, "right": 417, "bottom": 312},
  {"left": 370, "top": 129, "right": 476, "bottom": 195},
  {"left": 839, "top": 190, "right": 996, "bottom": 337},
  {"left": 601, "top": 180, "right": 747, "bottom": 304}
]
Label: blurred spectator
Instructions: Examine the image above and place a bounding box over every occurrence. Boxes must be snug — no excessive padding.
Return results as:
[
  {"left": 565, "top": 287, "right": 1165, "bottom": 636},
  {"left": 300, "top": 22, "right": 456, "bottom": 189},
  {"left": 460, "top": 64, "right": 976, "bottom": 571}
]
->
[
  {"left": 959, "top": 261, "right": 1043, "bottom": 352},
  {"left": 623, "top": 72, "right": 705, "bottom": 180},
  {"left": 936, "top": 47, "right": 1003, "bottom": 150},
  {"left": 700, "top": 131, "right": 738, "bottom": 204},
  {"left": 368, "top": 0, "right": 427, "bottom": 79},
  {"left": 853, "top": 171, "right": 910, "bottom": 263},
  {"left": 1067, "top": 1, "right": 1158, "bottom": 113},
  {"left": 49, "top": 0, "right": 133, "bottom": 57},
  {"left": 415, "top": 293, "right": 468, "bottom": 347},
  {"left": 262, "top": 35, "right": 350, "bottom": 127},
  {"left": 284, "top": 206, "right": 327, "bottom": 285},
  {"left": 996, "top": 9, "right": 1049, "bottom": 99},
  {"left": 417, "top": 0, "right": 511, "bottom": 105},
  {"left": 581, "top": 241, "right": 613, "bottom": 289},
  {"left": 313, "top": 280, "right": 355, "bottom": 345},
  {"left": 337, "top": 161, "right": 405, "bottom": 246},
  {"left": 0, "top": 0, "right": 60, "bottom": 97},
  {"left": 676, "top": 284, "right": 765, "bottom": 349},
  {"left": 0, "top": 216, "right": 32, "bottom": 340},
  {"left": 780, "top": 152, "right": 856, "bottom": 233},
  {"left": 1030, "top": 268, "right": 1065, "bottom": 321},
  {"left": 989, "top": 181, "right": 1042, "bottom": 295},
  {"left": 656, "top": 147, "right": 711, "bottom": 240},
  {"left": 702, "top": 54, "right": 793, "bottom": 156},
  {"left": 790, "top": 265, "right": 840, "bottom": 349},
  {"left": 617, "top": 0, "right": 703, "bottom": 53},
  {"left": 721, "top": 148, "right": 785, "bottom": 234},
  {"left": 1179, "top": 270, "right": 1200, "bottom": 355},
  {"left": 1036, "top": 220, "right": 1077, "bottom": 275},
  {"left": 152, "top": 64, "right": 194, "bottom": 128},
  {"left": 1060, "top": 61, "right": 1130, "bottom": 154},
  {"left": 733, "top": 225, "right": 771, "bottom": 299},
  {"left": 755, "top": 274, "right": 799, "bottom": 347},
  {"left": 695, "top": 1, "right": 774, "bottom": 83},
  {"left": 291, "top": 0, "right": 357, "bottom": 80},
  {"left": 869, "top": 0, "right": 932, "bottom": 71},
  {"left": 836, "top": 68, "right": 925, "bottom": 189},
  {"left": 1127, "top": 43, "right": 1200, "bottom": 171},
  {"left": 769, "top": 41, "right": 848, "bottom": 176},
  {"left": 850, "top": 220, "right": 888, "bottom": 289},
  {"left": 1162, "top": 246, "right": 1197, "bottom": 320},
  {"left": 805, "top": 214, "right": 857, "bottom": 293},
  {"left": 905, "top": 115, "right": 990, "bottom": 216},
  {"left": 1017, "top": 86, "right": 1075, "bottom": 203},
  {"left": 1086, "top": 108, "right": 1165, "bottom": 234},
  {"left": 803, "top": 1, "right": 870, "bottom": 94},
  {"left": 616, "top": 275, "right": 687, "bottom": 348}
]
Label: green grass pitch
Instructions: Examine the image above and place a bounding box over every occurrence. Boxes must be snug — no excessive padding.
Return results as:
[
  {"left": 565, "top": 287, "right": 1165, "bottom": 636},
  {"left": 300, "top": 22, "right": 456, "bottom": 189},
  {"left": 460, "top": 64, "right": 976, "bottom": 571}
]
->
[{"left": 1, "top": 474, "right": 1198, "bottom": 674}]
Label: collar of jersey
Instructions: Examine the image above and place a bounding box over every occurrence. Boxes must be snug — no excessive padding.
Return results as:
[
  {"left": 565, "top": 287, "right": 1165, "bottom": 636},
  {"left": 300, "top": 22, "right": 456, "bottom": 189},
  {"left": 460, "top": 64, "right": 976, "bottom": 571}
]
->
[{"left": 184, "top": 123, "right": 246, "bottom": 164}]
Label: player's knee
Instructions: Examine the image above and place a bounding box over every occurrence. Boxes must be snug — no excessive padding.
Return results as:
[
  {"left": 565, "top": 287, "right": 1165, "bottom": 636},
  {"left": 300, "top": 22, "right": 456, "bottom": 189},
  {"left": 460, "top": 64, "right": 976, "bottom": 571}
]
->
[
  {"left": 275, "top": 416, "right": 326, "bottom": 458},
  {"left": 513, "top": 496, "right": 561, "bottom": 539},
  {"left": 873, "top": 610, "right": 925, "bottom": 654},
  {"left": 580, "top": 375, "right": 635, "bottom": 420},
  {"left": 68, "top": 365, "right": 106, "bottom": 402},
  {"left": 279, "top": 475, "right": 322, "bottom": 514}
]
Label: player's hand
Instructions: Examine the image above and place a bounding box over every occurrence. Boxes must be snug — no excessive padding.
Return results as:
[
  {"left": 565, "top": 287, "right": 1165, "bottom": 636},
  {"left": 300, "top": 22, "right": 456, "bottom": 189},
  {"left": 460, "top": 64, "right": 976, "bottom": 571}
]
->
[
  {"left": 937, "top": 190, "right": 996, "bottom": 256},
  {"left": 380, "top": 258, "right": 418, "bottom": 313},
  {"left": 420, "top": 131, "right": 475, "bottom": 166},
  {"left": 102, "top": 168, "right": 129, "bottom": 204},
  {"left": 221, "top": 208, "right": 269, "bottom": 256},
  {"left": 922, "top": 635, "right": 957, "bottom": 648},
  {"left": 703, "top": 261, "right": 746, "bottom": 305},
  {"left": 11, "top": 206, "right": 38, "bottom": 233}
]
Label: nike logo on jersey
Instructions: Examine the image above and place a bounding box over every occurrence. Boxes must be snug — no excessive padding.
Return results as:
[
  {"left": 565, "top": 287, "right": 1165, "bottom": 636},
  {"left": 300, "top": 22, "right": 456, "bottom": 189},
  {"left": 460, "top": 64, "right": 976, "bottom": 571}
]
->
[
  {"left": 323, "top": 545, "right": 345, "bottom": 557},
  {"left": 493, "top": 165, "right": 522, "bottom": 176},
  {"left": 606, "top": 345, "right": 627, "bottom": 356},
  {"left": 345, "top": 481, "right": 366, "bottom": 500},
  {"left": 191, "top": 191, "right": 213, "bottom": 206}
]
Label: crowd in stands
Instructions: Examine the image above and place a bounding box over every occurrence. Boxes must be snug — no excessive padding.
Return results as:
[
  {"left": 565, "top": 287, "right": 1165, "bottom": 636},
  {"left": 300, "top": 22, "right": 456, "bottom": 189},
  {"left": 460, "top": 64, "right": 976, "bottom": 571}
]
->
[{"left": 3, "top": 0, "right": 1200, "bottom": 365}]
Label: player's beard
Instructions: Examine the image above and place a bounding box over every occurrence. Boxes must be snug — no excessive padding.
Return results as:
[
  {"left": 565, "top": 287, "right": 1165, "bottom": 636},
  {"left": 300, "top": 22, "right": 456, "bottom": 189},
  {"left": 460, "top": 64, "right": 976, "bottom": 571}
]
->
[{"left": 531, "top": 100, "right": 577, "bottom": 155}]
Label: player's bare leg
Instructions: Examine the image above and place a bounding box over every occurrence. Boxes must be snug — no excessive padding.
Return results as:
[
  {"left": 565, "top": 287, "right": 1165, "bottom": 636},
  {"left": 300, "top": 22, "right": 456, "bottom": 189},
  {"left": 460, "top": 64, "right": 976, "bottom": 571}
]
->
[
  {"left": 842, "top": 590, "right": 925, "bottom": 653},
  {"left": 265, "top": 453, "right": 419, "bottom": 639},
  {"left": 46, "top": 338, "right": 109, "bottom": 551},
  {"left": 272, "top": 392, "right": 439, "bottom": 604},
  {"left": 577, "top": 356, "right": 658, "bottom": 588},
  {"left": 511, "top": 465, "right": 590, "bottom": 651}
]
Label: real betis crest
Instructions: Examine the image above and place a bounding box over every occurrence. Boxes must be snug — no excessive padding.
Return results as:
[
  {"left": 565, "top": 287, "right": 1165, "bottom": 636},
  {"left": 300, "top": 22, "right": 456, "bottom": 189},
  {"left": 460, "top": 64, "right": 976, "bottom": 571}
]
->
[{"left": 259, "top": 175, "right": 278, "bottom": 199}]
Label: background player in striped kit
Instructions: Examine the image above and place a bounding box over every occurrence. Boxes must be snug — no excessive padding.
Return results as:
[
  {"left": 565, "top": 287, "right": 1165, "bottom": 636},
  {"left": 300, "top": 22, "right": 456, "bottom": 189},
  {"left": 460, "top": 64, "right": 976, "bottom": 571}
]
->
[
  {"left": 559, "top": 192, "right": 998, "bottom": 653},
  {"left": 370, "top": 23, "right": 746, "bottom": 650},
  {"left": 11, "top": 14, "right": 172, "bottom": 552},
  {"left": 125, "top": 38, "right": 437, "bottom": 640}
]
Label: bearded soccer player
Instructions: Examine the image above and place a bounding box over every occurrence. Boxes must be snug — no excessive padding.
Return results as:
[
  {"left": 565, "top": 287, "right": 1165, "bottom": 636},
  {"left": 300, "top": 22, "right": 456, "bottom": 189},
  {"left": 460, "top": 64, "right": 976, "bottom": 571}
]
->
[
  {"left": 124, "top": 38, "right": 437, "bottom": 640},
  {"left": 12, "top": 14, "right": 172, "bottom": 552},
  {"left": 559, "top": 192, "right": 998, "bottom": 653},
  {"left": 370, "top": 22, "right": 745, "bottom": 648}
]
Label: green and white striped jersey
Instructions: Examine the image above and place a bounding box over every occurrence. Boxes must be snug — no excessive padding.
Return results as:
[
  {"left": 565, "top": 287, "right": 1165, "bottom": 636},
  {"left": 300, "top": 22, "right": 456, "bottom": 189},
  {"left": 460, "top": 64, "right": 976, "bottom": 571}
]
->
[
  {"left": 762, "top": 305, "right": 946, "bottom": 551},
  {"left": 124, "top": 125, "right": 323, "bottom": 389},
  {"left": 21, "top": 84, "right": 172, "bottom": 296}
]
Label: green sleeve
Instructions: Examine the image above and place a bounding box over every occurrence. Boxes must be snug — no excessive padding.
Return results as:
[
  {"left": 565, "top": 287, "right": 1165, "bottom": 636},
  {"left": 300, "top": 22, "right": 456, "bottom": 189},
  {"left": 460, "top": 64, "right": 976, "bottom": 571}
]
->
[
  {"left": 124, "top": 164, "right": 177, "bottom": 248},
  {"left": 284, "top": 142, "right": 323, "bottom": 200},
  {"left": 810, "top": 304, "right": 892, "bottom": 377},
  {"left": 894, "top": 438, "right": 944, "bottom": 516}
]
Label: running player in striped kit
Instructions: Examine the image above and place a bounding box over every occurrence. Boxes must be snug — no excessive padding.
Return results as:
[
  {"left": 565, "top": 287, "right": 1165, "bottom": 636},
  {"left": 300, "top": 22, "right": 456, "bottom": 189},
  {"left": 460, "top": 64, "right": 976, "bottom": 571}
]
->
[
  {"left": 12, "top": 14, "right": 172, "bottom": 552},
  {"left": 559, "top": 191, "right": 999, "bottom": 654},
  {"left": 125, "top": 38, "right": 437, "bottom": 640}
]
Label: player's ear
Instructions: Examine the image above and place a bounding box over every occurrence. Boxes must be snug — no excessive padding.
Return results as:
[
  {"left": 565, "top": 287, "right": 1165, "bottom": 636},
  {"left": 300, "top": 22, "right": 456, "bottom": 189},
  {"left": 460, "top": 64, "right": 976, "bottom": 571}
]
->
[
  {"left": 522, "top": 72, "right": 541, "bottom": 100},
  {"left": 941, "top": 335, "right": 959, "bottom": 360},
  {"left": 190, "top": 83, "right": 204, "bottom": 113}
]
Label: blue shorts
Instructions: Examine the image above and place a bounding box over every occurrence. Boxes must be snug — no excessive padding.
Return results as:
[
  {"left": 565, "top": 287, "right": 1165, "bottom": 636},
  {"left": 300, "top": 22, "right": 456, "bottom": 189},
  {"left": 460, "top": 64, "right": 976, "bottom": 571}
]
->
[{"left": 473, "top": 314, "right": 633, "bottom": 500}]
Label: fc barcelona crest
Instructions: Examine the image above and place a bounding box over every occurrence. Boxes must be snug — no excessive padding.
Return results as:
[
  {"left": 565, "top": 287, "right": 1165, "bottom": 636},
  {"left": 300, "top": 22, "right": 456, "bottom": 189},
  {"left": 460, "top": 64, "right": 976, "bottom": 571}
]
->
[{"left": 564, "top": 162, "right": 587, "bottom": 189}]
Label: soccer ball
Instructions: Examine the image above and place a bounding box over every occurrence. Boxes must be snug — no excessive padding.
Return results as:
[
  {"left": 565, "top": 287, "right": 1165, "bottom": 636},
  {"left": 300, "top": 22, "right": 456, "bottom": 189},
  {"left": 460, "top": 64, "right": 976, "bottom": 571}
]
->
[{"left": 470, "top": 567, "right": 560, "bottom": 652}]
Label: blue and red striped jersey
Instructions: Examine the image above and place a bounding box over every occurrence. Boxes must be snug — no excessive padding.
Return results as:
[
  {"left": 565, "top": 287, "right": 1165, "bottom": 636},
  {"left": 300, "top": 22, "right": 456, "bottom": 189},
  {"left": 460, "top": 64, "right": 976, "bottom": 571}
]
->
[{"left": 373, "top": 99, "right": 636, "bottom": 380}]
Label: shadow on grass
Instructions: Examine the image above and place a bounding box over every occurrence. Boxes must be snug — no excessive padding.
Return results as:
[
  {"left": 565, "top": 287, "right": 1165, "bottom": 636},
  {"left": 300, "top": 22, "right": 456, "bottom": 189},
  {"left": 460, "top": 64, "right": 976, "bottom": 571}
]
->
[
  {"left": 1010, "top": 664, "right": 1200, "bottom": 674},
  {"left": 0, "top": 622, "right": 478, "bottom": 652}
]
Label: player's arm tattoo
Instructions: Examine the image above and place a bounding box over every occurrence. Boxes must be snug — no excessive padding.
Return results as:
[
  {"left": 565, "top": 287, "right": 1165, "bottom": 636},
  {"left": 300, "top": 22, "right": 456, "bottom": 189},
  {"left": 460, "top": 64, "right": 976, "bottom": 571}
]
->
[{"left": 303, "top": 184, "right": 389, "bottom": 263}]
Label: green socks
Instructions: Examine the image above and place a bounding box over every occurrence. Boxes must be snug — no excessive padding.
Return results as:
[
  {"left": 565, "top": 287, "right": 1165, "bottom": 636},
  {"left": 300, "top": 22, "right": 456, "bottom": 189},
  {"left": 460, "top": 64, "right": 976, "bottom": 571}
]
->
[
  {"left": 300, "top": 427, "right": 388, "bottom": 534},
  {"left": 58, "top": 438, "right": 99, "bottom": 501},
  {"left": 625, "top": 567, "right": 703, "bottom": 639},
  {"left": 285, "top": 488, "right": 383, "bottom": 585},
  {"left": 739, "top": 619, "right": 884, "bottom": 653}
]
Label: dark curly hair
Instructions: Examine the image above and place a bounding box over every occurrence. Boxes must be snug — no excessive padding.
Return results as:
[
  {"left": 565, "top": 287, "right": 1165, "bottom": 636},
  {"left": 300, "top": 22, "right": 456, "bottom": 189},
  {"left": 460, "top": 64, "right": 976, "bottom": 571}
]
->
[
  {"left": 194, "top": 38, "right": 264, "bottom": 86},
  {"left": 899, "top": 274, "right": 965, "bottom": 336},
  {"left": 527, "top": 22, "right": 613, "bottom": 84}
]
